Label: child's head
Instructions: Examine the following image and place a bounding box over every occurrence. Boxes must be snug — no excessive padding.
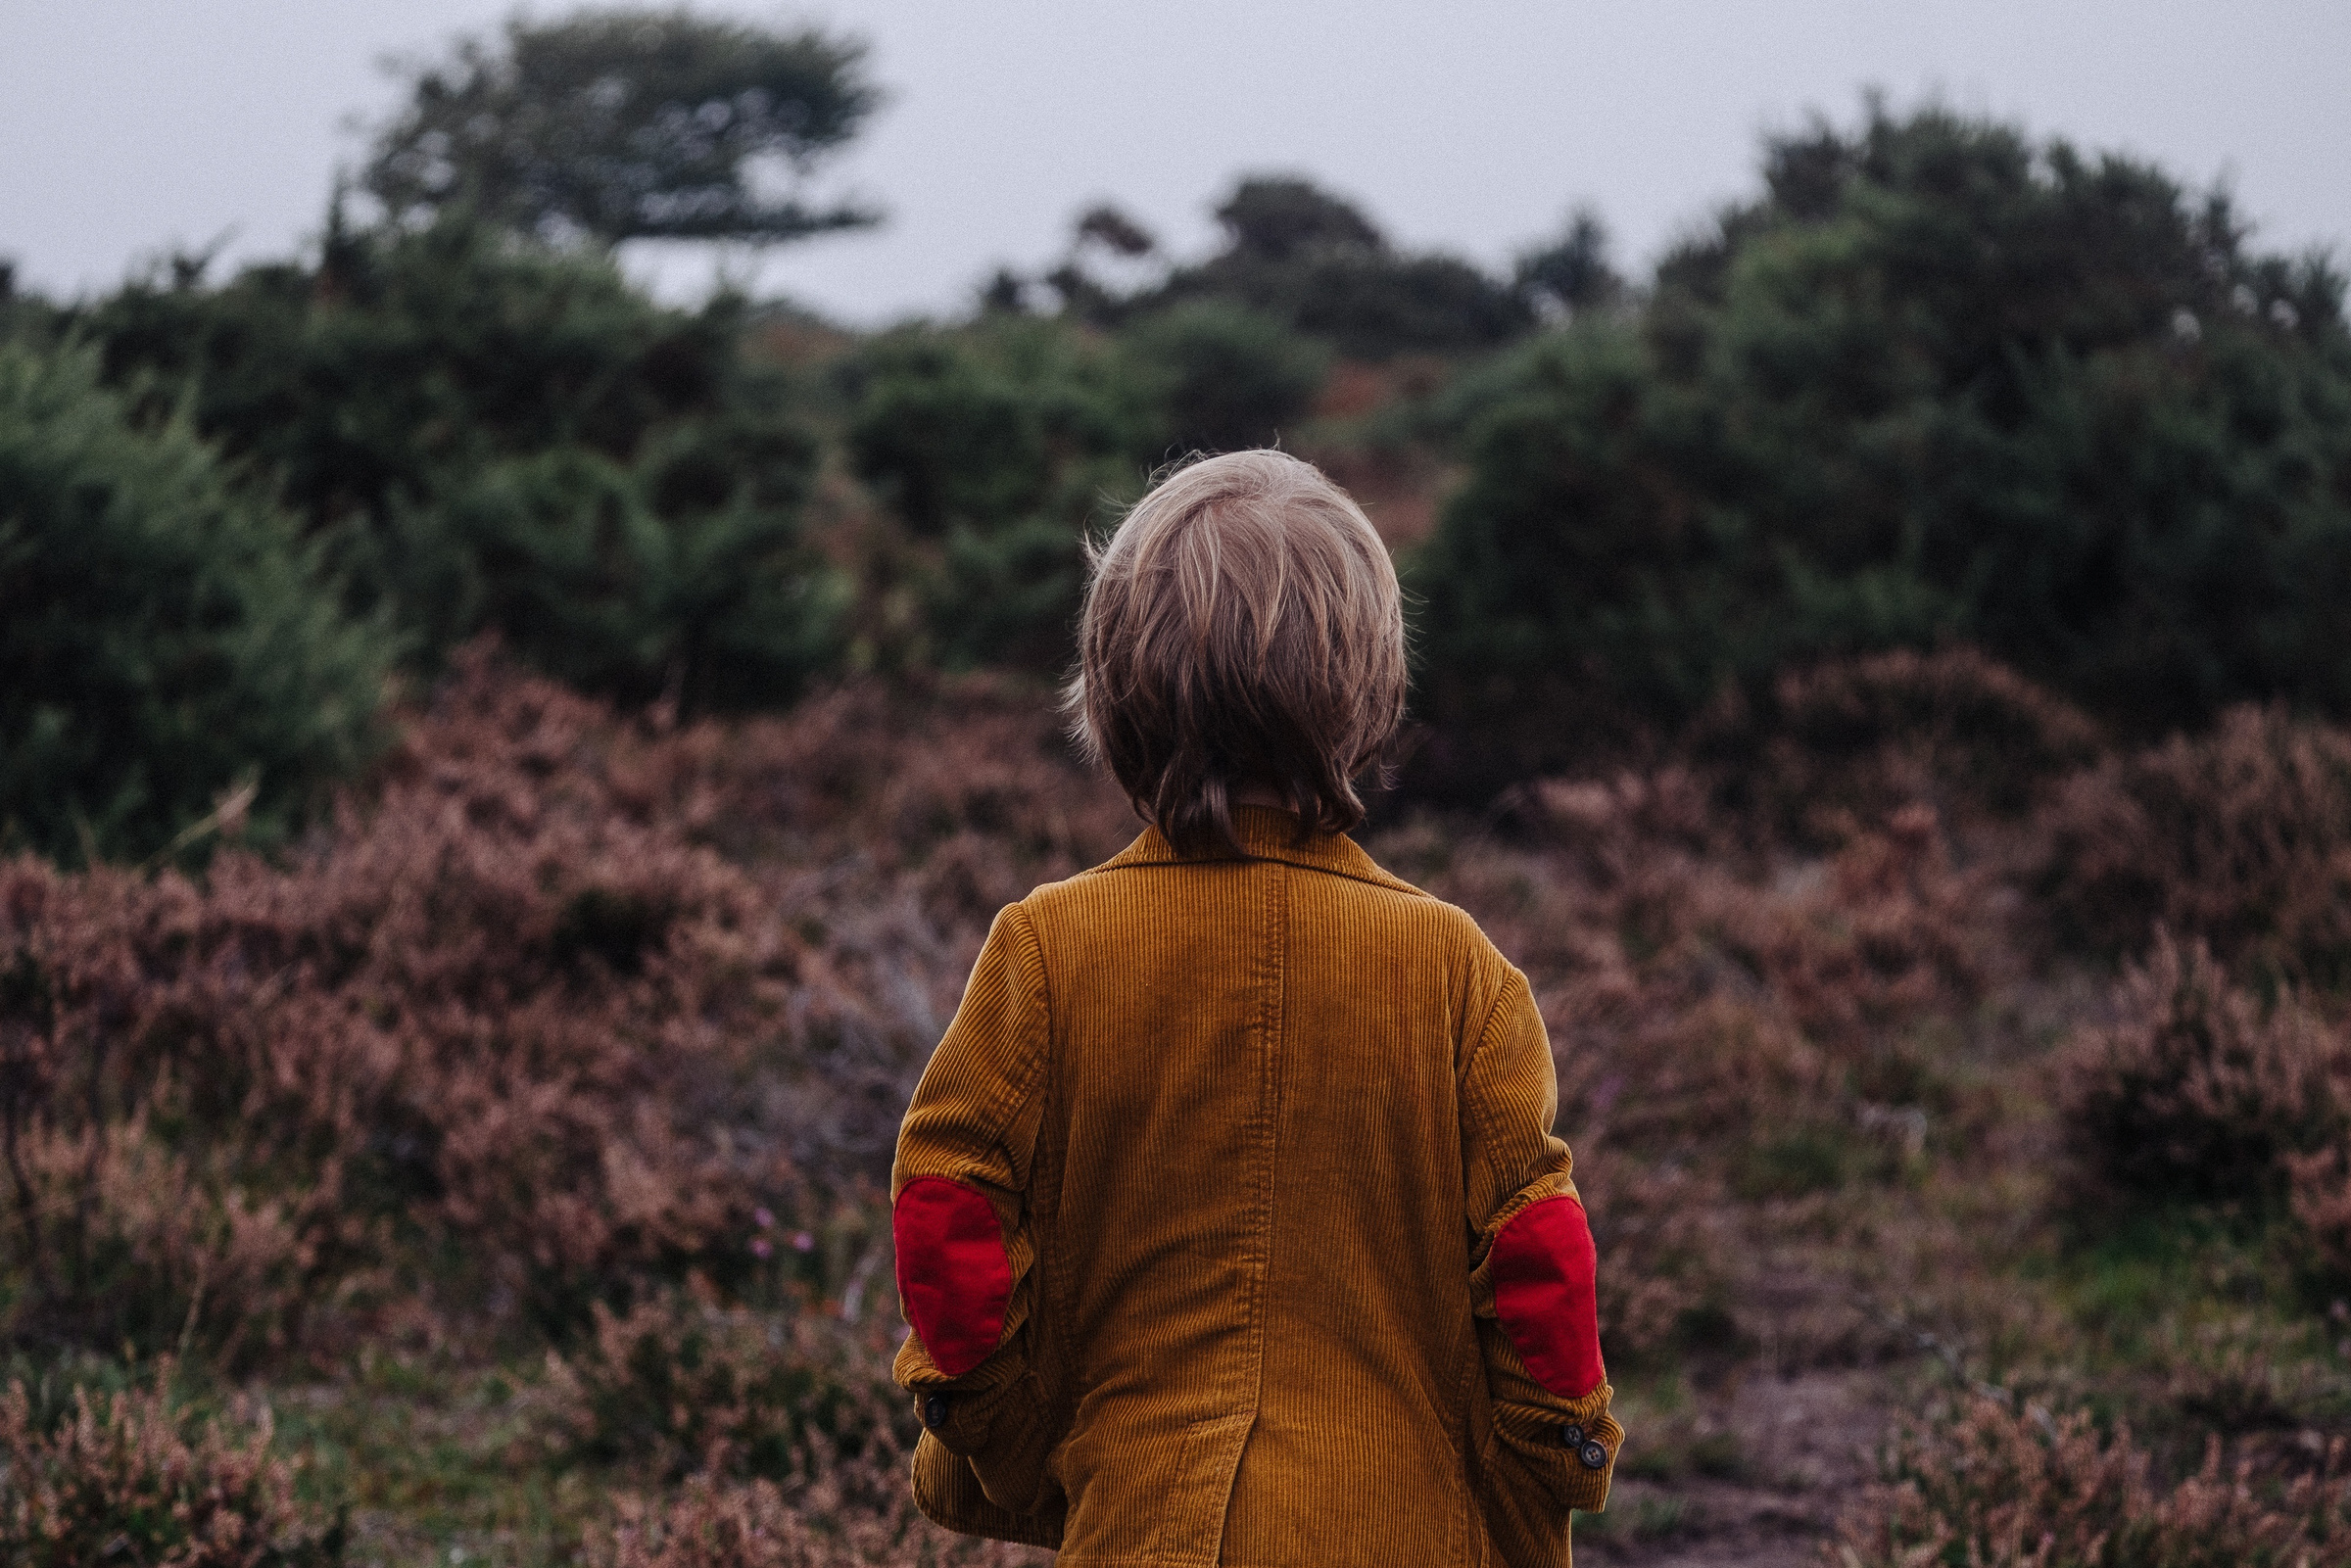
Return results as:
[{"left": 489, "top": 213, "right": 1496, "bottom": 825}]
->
[{"left": 1069, "top": 450, "right": 1407, "bottom": 857}]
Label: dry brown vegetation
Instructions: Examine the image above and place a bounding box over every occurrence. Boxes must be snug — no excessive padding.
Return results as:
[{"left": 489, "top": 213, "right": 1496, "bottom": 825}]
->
[
  {"left": 0, "top": 1370, "right": 345, "bottom": 1566},
  {"left": 3, "top": 644, "right": 2350, "bottom": 1564},
  {"left": 1831, "top": 1395, "right": 2351, "bottom": 1568}
]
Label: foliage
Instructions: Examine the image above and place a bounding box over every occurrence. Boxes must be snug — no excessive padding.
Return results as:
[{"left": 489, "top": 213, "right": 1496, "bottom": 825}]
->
[
  {"left": 0, "top": 341, "right": 390, "bottom": 863},
  {"left": 363, "top": 9, "right": 878, "bottom": 245},
  {"left": 547, "top": 1281, "right": 897, "bottom": 1483},
  {"left": 2056, "top": 934, "right": 2350, "bottom": 1209},
  {"left": 0, "top": 649, "right": 1134, "bottom": 1350},
  {"left": 841, "top": 319, "right": 1155, "bottom": 670},
  {"left": 840, "top": 303, "right": 1320, "bottom": 670},
  {"left": 2290, "top": 1148, "right": 2351, "bottom": 1292},
  {"left": 0, "top": 1112, "right": 315, "bottom": 1373},
  {"left": 1126, "top": 176, "right": 1535, "bottom": 359},
  {"left": 1120, "top": 300, "right": 1329, "bottom": 456},
  {"left": 0, "top": 653, "right": 804, "bottom": 1339},
  {"left": 71, "top": 214, "right": 844, "bottom": 710},
  {"left": 1375, "top": 696, "right": 2033, "bottom": 1363},
  {"left": 1829, "top": 1394, "right": 2351, "bottom": 1567},
  {"left": 1575, "top": 1150, "right": 1728, "bottom": 1365},
  {"left": 1213, "top": 177, "right": 1386, "bottom": 261},
  {"left": 2037, "top": 705, "right": 2351, "bottom": 985},
  {"left": 1412, "top": 103, "right": 2351, "bottom": 785},
  {"left": 594, "top": 1469, "right": 1045, "bottom": 1567},
  {"left": 0, "top": 1376, "right": 345, "bottom": 1567},
  {"left": 1514, "top": 208, "right": 1626, "bottom": 319},
  {"left": 922, "top": 516, "right": 1092, "bottom": 675},
  {"left": 842, "top": 320, "right": 1150, "bottom": 541},
  {"left": 1692, "top": 644, "right": 2106, "bottom": 843}
]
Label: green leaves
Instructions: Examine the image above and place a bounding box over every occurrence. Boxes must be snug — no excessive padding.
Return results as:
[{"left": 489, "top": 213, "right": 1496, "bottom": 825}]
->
[
  {"left": 841, "top": 320, "right": 1158, "bottom": 672},
  {"left": 839, "top": 308, "right": 1326, "bottom": 673},
  {"left": 1411, "top": 104, "right": 2351, "bottom": 786},
  {"left": 1122, "top": 301, "right": 1329, "bottom": 457},
  {"left": 72, "top": 215, "right": 844, "bottom": 715},
  {"left": 363, "top": 10, "right": 879, "bottom": 246},
  {"left": 0, "top": 343, "right": 392, "bottom": 863}
]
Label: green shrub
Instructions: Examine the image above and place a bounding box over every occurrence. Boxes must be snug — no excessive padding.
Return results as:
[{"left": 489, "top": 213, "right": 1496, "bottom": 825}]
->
[
  {"left": 0, "top": 341, "right": 390, "bottom": 862},
  {"left": 1404, "top": 321, "right": 1712, "bottom": 784},
  {"left": 1411, "top": 104, "right": 2351, "bottom": 788},
  {"left": 1122, "top": 300, "right": 1328, "bottom": 455},
  {"left": 926, "top": 516, "right": 1092, "bottom": 672},
  {"left": 846, "top": 334, "right": 1063, "bottom": 540},
  {"left": 1134, "top": 176, "right": 1533, "bottom": 359},
  {"left": 842, "top": 320, "right": 1152, "bottom": 671},
  {"left": 844, "top": 306, "right": 1323, "bottom": 669},
  {"left": 843, "top": 318, "right": 1150, "bottom": 538},
  {"left": 71, "top": 215, "right": 843, "bottom": 711}
]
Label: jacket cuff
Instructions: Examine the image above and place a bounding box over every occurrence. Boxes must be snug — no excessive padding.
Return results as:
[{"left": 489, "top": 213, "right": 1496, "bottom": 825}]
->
[
  {"left": 916, "top": 1369, "right": 1054, "bottom": 1516},
  {"left": 1491, "top": 1386, "right": 1623, "bottom": 1513}
]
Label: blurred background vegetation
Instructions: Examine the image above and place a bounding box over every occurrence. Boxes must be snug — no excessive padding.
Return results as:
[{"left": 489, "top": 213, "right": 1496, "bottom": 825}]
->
[{"left": 6, "top": 8, "right": 2344, "bottom": 864}]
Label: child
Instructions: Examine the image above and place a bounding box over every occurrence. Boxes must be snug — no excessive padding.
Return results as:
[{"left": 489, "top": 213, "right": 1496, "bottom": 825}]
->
[{"left": 889, "top": 451, "right": 1619, "bottom": 1566}]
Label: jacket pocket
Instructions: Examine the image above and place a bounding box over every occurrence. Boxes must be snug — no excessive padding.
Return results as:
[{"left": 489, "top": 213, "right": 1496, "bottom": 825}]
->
[
  {"left": 912, "top": 1429, "right": 1064, "bottom": 1550},
  {"left": 1146, "top": 1409, "right": 1257, "bottom": 1565},
  {"left": 968, "top": 1368, "right": 1058, "bottom": 1517}
]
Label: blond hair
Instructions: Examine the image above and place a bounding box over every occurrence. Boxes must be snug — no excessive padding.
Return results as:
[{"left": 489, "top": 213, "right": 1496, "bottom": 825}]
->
[{"left": 1067, "top": 451, "right": 1408, "bottom": 857}]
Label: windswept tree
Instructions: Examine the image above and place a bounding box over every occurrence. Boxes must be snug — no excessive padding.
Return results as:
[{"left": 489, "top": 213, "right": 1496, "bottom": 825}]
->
[{"left": 363, "top": 8, "right": 880, "bottom": 246}]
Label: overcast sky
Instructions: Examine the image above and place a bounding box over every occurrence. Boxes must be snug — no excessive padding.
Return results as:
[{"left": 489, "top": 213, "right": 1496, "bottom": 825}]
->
[{"left": 3, "top": 1, "right": 2346, "bottom": 325}]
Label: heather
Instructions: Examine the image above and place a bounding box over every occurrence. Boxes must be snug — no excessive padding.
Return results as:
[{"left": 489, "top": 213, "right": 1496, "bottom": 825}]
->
[
  {"left": 1830, "top": 1395, "right": 2351, "bottom": 1568},
  {"left": 0, "top": 646, "right": 2344, "bottom": 1562},
  {"left": 0, "top": 1370, "right": 346, "bottom": 1567},
  {"left": 0, "top": 650, "right": 1132, "bottom": 1561}
]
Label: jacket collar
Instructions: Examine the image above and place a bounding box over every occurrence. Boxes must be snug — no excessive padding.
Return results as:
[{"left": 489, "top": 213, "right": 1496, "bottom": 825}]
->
[{"left": 1093, "top": 806, "right": 1425, "bottom": 896}]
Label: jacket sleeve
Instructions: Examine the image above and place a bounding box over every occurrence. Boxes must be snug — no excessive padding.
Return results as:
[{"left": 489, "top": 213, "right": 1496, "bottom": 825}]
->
[
  {"left": 890, "top": 901, "right": 1057, "bottom": 1519},
  {"left": 1461, "top": 964, "right": 1622, "bottom": 1525}
]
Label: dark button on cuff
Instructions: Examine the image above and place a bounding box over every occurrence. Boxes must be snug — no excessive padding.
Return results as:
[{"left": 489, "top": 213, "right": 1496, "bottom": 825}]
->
[
  {"left": 1559, "top": 1423, "right": 1585, "bottom": 1448},
  {"left": 922, "top": 1393, "right": 951, "bottom": 1430},
  {"left": 1577, "top": 1438, "right": 1608, "bottom": 1470}
]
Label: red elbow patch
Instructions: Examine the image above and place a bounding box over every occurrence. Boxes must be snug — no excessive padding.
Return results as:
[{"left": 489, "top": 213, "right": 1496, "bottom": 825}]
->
[
  {"left": 1490, "top": 1194, "right": 1605, "bottom": 1398},
  {"left": 892, "top": 1177, "right": 1011, "bottom": 1376}
]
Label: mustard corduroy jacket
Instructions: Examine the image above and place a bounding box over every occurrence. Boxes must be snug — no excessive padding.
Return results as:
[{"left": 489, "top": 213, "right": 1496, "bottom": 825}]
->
[{"left": 889, "top": 807, "right": 1621, "bottom": 1567}]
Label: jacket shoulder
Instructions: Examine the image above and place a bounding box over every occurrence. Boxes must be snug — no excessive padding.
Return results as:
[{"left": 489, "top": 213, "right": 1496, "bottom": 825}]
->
[{"left": 1017, "top": 845, "right": 1521, "bottom": 1006}]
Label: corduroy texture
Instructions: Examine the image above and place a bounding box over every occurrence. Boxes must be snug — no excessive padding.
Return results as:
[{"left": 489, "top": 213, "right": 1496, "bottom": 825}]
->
[{"left": 890, "top": 807, "right": 1621, "bottom": 1567}]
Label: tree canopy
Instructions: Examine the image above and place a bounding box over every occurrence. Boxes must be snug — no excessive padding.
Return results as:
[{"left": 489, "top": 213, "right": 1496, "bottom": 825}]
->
[
  {"left": 1411, "top": 104, "right": 2351, "bottom": 787},
  {"left": 72, "top": 214, "right": 845, "bottom": 712},
  {"left": 363, "top": 9, "right": 880, "bottom": 245}
]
